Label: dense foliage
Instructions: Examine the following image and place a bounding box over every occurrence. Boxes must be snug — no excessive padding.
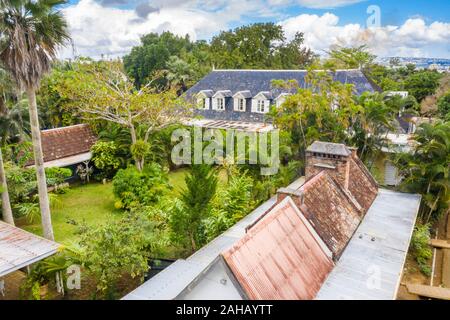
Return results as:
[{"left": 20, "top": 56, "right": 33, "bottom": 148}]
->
[{"left": 112, "top": 164, "right": 170, "bottom": 210}]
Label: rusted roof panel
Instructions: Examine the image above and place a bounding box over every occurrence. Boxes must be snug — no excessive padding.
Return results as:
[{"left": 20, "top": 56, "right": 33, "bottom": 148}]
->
[
  {"left": 27, "top": 124, "right": 97, "bottom": 166},
  {"left": 222, "top": 197, "right": 334, "bottom": 300},
  {"left": 0, "top": 222, "right": 61, "bottom": 277}
]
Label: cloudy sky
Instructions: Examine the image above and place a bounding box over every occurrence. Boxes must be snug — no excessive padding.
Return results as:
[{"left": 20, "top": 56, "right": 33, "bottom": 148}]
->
[{"left": 60, "top": 0, "right": 450, "bottom": 59}]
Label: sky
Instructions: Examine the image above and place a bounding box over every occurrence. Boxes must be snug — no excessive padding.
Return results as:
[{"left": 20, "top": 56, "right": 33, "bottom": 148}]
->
[{"left": 59, "top": 0, "right": 450, "bottom": 60}]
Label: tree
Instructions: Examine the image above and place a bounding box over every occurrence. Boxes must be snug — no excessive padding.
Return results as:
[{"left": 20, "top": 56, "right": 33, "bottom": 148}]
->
[
  {"left": 395, "top": 121, "right": 450, "bottom": 222},
  {"left": 209, "top": 23, "right": 316, "bottom": 69},
  {"left": 0, "top": 147, "right": 13, "bottom": 224},
  {"left": 437, "top": 91, "right": 450, "bottom": 118},
  {"left": 0, "top": 0, "right": 70, "bottom": 240},
  {"left": 62, "top": 61, "right": 191, "bottom": 171},
  {"left": 326, "top": 45, "right": 376, "bottom": 70},
  {"left": 123, "top": 32, "right": 199, "bottom": 89},
  {"left": 169, "top": 165, "right": 218, "bottom": 253},
  {"left": 404, "top": 71, "right": 441, "bottom": 102}
]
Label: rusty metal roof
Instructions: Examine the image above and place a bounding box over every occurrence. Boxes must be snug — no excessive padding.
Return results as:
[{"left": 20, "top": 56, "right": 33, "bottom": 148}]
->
[
  {"left": 222, "top": 197, "right": 334, "bottom": 300},
  {"left": 0, "top": 222, "right": 61, "bottom": 277},
  {"left": 26, "top": 124, "right": 97, "bottom": 166}
]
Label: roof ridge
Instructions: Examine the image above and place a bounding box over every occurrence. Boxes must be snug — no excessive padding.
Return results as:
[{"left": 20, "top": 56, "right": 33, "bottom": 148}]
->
[
  {"left": 213, "top": 69, "right": 362, "bottom": 72},
  {"left": 41, "top": 123, "right": 89, "bottom": 133}
]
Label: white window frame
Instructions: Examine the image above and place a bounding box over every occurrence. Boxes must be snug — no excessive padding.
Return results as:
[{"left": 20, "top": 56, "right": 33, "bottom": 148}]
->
[
  {"left": 252, "top": 99, "right": 269, "bottom": 113},
  {"left": 234, "top": 98, "right": 246, "bottom": 112},
  {"left": 213, "top": 97, "right": 225, "bottom": 111},
  {"left": 197, "top": 97, "right": 210, "bottom": 110}
]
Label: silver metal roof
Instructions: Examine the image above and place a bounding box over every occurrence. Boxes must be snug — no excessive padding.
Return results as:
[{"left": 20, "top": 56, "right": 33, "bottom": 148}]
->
[
  {"left": 122, "top": 177, "right": 305, "bottom": 300},
  {"left": 306, "top": 141, "right": 351, "bottom": 156},
  {"left": 0, "top": 222, "right": 61, "bottom": 277},
  {"left": 316, "top": 189, "right": 421, "bottom": 300}
]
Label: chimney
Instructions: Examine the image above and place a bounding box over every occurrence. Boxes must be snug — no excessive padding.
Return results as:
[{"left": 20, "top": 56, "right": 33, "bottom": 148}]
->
[{"left": 305, "top": 141, "right": 352, "bottom": 190}]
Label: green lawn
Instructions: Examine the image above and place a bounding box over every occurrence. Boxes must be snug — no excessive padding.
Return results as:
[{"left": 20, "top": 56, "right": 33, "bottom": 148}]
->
[{"left": 20, "top": 168, "right": 189, "bottom": 245}]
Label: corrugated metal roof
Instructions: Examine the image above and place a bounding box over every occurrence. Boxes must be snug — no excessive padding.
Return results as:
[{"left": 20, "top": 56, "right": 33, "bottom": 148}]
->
[
  {"left": 122, "top": 177, "right": 305, "bottom": 300},
  {"left": 0, "top": 222, "right": 61, "bottom": 277},
  {"left": 222, "top": 197, "right": 334, "bottom": 300},
  {"left": 316, "top": 189, "right": 421, "bottom": 300}
]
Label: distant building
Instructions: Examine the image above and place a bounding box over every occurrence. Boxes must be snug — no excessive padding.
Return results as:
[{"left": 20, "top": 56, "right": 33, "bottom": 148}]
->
[
  {"left": 123, "top": 141, "right": 421, "bottom": 300},
  {"left": 185, "top": 69, "right": 379, "bottom": 129}
]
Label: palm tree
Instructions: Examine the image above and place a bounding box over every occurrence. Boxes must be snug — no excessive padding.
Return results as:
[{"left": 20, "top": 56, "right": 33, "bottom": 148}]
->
[
  {"left": 0, "top": 68, "right": 15, "bottom": 225},
  {"left": 0, "top": 0, "right": 70, "bottom": 240}
]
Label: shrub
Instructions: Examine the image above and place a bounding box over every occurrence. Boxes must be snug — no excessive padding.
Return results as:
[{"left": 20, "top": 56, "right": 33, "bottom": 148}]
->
[
  {"left": 112, "top": 163, "right": 169, "bottom": 209},
  {"left": 411, "top": 223, "right": 433, "bottom": 276},
  {"left": 91, "top": 141, "right": 123, "bottom": 178},
  {"left": 45, "top": 167, "right": 72, "bottom": 186}
]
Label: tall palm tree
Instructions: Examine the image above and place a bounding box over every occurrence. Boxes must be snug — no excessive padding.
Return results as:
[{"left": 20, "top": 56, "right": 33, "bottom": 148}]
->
[
  {"left": 0, "top": 0, "right": 70, "bottom": 240},
  {"left": 0, "top": 67, "right": 15, "bottom": 225}
]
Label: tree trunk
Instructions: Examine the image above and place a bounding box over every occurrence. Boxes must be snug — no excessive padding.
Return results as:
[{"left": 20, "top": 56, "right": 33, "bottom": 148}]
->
[
  {"left": 0, "top": 148, "right": 14, "bottom": 225},
  {"left": 26, "top": 87, "right": 54, "bottom": 241},
  {"left": 129, "top": 125, "right": 142, "bottom": 171}
]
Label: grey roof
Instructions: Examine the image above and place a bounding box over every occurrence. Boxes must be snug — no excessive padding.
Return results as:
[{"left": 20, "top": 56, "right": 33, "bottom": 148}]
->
[
  {"left": 316, "top": 189, "right": 421, "bottom": 300},
  {"left": 306, "top": 141, "right": 352, "bottom": 157},
  {"left": 212, "top": 90, "right": 232, "bottom": 98},
  {"left": 254, "top": 91, "right": 273, "bottom": 100},
  {"left": 0, "top": 221, "right": 61, "bottom": 277},
  {"left": 232, "top": 90, "right": 252, "bottom": 99},
  {"left": 198, "top": 90, "right": 214, "bottom": 98},
  {"left": 186, "top": 69, "right": 377, "bottom": 99},
  {"left": 122, "top": 177, "right": 305, "bottom": 300}
]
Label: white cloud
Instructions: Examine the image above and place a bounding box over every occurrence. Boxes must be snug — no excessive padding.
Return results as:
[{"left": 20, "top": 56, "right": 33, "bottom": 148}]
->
[
  {"left": 279, "top": 13, "right": 450, "bottom": 58},
  {"left": 60, "top": 0, "right": 450, "bottom": 59},
  {"left": 295, "top": 0, "right": 365, "bottom": 9}
]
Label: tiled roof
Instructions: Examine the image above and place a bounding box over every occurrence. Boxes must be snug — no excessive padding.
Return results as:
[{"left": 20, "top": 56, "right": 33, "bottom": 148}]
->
[
  {"left": 347, "top": 155, "right": 378, "bottom": 212},
  {"left": 222, "top": 197, "right": 334, "bottom": 300},
  {"left": 27, "top": 124, "right": 97, "bottom": 165},
  {"left": 185, "top": 69, "right": 377, "bottom": 99},
  {"left": 279, "top": 171, "right": 363, "bottom": 259}
]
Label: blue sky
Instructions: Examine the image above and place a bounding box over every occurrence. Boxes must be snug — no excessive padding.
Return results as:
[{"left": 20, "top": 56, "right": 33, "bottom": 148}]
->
[{"left": 60, "top": 0, "right": 450, "bottom": 59}]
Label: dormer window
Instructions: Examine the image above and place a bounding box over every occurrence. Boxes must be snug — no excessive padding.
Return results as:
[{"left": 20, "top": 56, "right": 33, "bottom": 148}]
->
[
  {"left": 232, "top": 90, "right": 251, "bottom": 112},
  {"left": 212, "top": 90, "right": 232, "bottom": 111},
  {"left": 252, "top": 91, "right": 272, "bottom": 114},
  {"left": 275, "top": 93, "right": 291, "bottom": 108},
  {"left": 196, "top": 90, "right": 213, "bottom": 110}
]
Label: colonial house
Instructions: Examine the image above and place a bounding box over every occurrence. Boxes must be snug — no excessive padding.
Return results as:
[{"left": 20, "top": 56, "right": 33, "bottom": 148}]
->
[
  {"left": 123, "top": 141, "right": 421, "bottom": 300},
  {"left": 185, "top": 69, "right": 379, "bottom": 130}
]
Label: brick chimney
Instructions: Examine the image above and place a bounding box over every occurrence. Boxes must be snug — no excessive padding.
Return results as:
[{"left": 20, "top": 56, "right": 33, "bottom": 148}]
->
[{"left": 305, "top": 141, "right": 352, "bottom": 190}]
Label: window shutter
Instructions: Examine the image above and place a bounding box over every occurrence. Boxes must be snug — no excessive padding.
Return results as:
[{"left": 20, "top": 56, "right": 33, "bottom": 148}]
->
[
  {"left": 234, "top": 98, "right": 238, "bottom": 111},
  {"left": 251, "top": 99, "right": 257, "bottom": 112},
  {"left": 205, "top": 98, "right": 210, "bottom": 109},
  {"left": 212, "top": 98, "right": 217, "bottom": 110}
]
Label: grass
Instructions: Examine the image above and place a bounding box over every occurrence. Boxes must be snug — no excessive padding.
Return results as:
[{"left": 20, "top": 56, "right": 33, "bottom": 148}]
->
[{"left": 20, "top": 168, "right": 190, "bottom": 245}]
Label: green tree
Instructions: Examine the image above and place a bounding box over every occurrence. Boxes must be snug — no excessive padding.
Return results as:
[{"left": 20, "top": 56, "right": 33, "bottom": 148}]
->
[
  {"left": 326, "top": 45, "right": 376, "bottom": 70},
  {"left": 437, "top": 91, "right": 450, "bottom": 118},
  {"left": 169, "top": 165, "right": 218, "bottom": 253},
  {"left": 112, "top": 163, "right": 170, "bottom": 210},
  {"left": 91, "top": 141, "right": 123, "bottom": 178},
  {"left": 209, "top": 23, "right": 316, "bottom": 69},
  {"left": 79, "top": 211, "right": 157, "bottom": 297},
  {"left": 123, "top": 32, "right": 199, "bottom": 89},
  {"left": 395, "top": 121, "right": 450, "bottom": 222},
  {"left": 0, "top": 0, "right": 71, "bottom": 240},
  {"left": 404, "top": 71, "right": 441, "bottom": 102}
]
